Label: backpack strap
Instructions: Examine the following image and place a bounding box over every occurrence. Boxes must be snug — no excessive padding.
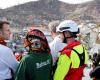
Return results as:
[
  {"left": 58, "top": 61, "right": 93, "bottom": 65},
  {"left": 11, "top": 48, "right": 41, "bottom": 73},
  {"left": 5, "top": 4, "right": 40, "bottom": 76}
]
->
[
  {"left": 72, "top": 46, "right": 85, "bottom": 67},
  {"left": 67, "top": 45, "right": 85, "bottom": 67}
]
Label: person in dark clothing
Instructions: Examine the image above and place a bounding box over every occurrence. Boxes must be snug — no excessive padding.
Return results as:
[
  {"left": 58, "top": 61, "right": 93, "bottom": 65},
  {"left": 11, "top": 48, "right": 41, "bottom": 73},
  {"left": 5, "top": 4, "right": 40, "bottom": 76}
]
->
[
  {"left": 90, "top": 65, "right": 100, "bottom": 80},
  {"left": 15, "top": 28, "right": 53, "bottom": 80},
  {"left": 92, "top": 53, "right": 100, "bottom": 68},
  {"left": 90, "top": 53, "right": 100, "bottom": 80}
]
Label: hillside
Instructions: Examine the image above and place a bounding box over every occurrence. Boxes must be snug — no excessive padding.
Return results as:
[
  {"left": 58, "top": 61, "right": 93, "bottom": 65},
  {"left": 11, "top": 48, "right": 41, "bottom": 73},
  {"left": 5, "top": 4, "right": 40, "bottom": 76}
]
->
[
  {"left": 69, "top": 0, "right": 100, "bottom": 23},
  {"left": 0, "top": 0, "right": 99, "bottom": 28}
]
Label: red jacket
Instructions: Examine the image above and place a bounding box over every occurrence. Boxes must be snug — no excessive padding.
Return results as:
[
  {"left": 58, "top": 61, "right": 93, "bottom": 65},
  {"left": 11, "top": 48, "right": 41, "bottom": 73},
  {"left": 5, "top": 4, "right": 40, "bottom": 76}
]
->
[{"left": 61, "top": 40, "right": 86, "bottom": 80}]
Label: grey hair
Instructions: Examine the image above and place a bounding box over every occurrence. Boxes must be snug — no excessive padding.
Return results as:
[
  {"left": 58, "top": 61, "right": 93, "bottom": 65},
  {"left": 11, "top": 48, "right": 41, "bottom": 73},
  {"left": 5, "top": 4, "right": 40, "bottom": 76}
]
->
[{"left": 48, "top": 20, "right": 60, "bottom": 32}]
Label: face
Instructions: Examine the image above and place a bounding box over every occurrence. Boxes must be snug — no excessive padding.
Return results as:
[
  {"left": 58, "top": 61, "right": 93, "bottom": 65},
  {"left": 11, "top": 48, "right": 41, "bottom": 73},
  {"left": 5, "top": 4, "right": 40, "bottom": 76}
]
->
[
  {"left": 51, "top": 31, "right": 57, "bottom": 39},
  {"left": 2, "top": 24, "right": 11, "bottom": 40},
  {"left": 64, "top": 31, "right": 71, "bottom": 38},
  {"left": 58, "top": 31, "right": 71, "bottom": 41},
  {"left": 58, "top": 32, "right": 64, "bottom": 41}
]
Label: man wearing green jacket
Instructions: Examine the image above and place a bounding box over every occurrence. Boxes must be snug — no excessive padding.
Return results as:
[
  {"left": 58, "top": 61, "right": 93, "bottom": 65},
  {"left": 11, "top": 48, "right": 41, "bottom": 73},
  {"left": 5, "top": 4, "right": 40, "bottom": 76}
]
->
[{"left": 15, "top": 28, "right": 53, "bottom": 80}]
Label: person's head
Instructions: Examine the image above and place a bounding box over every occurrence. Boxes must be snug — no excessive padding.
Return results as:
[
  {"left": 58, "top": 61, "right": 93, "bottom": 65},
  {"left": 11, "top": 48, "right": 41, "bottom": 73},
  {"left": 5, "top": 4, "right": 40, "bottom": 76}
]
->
[
  {"left": 0, "top": 21, "right": 11, "bottom": 40},
  {"left": 24, "top": 29, "right": 50, "bottom": 53},
  {"left": 56, "top": 20, "right": 80, "bottom": 43},
  {"left": 48, "top": 20, "right": 60, "bottom": 39}
]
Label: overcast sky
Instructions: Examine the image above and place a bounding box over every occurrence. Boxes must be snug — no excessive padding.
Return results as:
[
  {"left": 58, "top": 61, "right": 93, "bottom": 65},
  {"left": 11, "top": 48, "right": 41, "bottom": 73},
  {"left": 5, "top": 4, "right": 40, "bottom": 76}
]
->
[{"left": 0, "top": 0, "right": 93, "bottom": 9}]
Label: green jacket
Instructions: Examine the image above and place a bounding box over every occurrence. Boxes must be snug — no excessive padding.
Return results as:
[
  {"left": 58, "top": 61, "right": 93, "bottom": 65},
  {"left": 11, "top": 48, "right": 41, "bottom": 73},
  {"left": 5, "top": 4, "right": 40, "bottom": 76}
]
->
[{"left": 15, "top": 52, "right": 52, "bottom": 80}]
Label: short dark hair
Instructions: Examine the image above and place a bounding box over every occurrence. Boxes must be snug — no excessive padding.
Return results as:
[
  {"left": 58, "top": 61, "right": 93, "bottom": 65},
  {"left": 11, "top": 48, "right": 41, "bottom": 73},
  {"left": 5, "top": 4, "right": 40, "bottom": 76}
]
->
[
  {"left": 48, "top": 20, "right": 60, "bottom": 32},
  {"left": 0, "top": 21, "right": 10, "bottom": 30}
]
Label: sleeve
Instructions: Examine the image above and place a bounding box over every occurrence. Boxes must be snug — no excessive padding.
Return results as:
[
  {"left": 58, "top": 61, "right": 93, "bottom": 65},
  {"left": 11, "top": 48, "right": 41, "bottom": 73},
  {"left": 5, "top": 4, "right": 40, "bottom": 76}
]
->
[
  {"left": 1, "top": 48, "right": 19, "bottom": 72},
  {"left": 15, "top": 58, "right": 26, "bottom": 80},
  {"left": 54, "top": 54, "right": 71, "bottom": 80}
]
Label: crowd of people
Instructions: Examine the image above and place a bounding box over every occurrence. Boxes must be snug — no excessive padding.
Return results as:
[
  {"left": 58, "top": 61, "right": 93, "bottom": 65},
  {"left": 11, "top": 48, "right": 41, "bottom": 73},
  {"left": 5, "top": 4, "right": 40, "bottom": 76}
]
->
[{"left": 0, "top": 19, "right": 100, "bottom": 80}]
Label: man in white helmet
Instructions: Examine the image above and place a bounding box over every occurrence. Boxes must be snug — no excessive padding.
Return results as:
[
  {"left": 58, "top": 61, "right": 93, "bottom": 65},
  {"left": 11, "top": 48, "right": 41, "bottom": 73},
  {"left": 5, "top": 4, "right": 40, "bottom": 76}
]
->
[{"left": 54, "top": 20, "right": 89, "bottom": 80}]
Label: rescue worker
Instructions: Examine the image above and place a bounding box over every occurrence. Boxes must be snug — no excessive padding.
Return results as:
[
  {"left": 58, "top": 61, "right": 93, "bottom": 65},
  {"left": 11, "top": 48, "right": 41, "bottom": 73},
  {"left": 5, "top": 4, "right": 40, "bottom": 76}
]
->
[
  {"left": 54, "top": 20, "right": 89, "bottom": 80},
  {"left": 15, "top": 28, "right": 53, "bottom": 80}
]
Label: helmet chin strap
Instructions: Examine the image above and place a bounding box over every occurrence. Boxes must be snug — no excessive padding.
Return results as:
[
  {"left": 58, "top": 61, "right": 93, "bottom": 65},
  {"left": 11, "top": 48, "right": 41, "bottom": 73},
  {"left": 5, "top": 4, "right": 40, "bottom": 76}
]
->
[
  {"left": 29, "top": 46, "right": 42, "bottom": 53},
  {"left": 63, "top": 32, "right": 67, "bottom": 43}
]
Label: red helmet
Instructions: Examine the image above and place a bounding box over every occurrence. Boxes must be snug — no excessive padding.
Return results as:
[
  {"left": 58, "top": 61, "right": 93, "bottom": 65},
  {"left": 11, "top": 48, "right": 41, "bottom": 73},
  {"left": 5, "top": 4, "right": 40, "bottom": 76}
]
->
[{"left": 24, "top": 29, "right": 50, "bottom": 52}]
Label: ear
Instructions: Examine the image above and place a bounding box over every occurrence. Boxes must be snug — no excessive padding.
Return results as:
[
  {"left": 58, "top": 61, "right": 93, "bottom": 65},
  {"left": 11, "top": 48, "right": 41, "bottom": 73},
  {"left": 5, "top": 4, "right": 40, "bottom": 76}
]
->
[
  {"left": 51, "top": 31, "right": 54, "bottom": 35},
  {"left": 51, "top": 32, "right": 57, "bottom": 38}
]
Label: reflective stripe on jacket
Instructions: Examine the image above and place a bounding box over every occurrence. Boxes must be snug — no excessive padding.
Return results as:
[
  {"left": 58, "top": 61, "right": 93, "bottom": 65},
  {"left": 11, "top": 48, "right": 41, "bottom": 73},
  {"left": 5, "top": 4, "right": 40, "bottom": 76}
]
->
[{"left": 54, "top": 40, "right": 89, "bottom": 80}]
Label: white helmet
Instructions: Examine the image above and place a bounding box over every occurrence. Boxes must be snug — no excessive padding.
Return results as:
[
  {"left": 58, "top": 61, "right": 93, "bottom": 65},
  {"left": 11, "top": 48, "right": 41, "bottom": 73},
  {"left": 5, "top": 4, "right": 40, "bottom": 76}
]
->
[{"left": 56, "top": 20, "right": 79, "bottom": 33}]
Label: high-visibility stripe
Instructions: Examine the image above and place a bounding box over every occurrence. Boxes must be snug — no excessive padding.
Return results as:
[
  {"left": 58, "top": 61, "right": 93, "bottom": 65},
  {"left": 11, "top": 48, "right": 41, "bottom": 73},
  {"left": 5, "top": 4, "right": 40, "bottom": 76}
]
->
[{"left": 54, "top": 54, "right": 71, "bottom": 80}]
